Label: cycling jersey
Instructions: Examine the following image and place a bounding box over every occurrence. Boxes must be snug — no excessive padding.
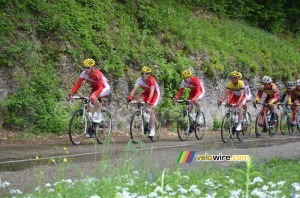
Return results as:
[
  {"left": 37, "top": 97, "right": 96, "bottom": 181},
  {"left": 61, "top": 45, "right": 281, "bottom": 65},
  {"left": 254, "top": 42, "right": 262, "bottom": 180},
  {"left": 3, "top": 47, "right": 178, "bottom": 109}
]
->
[
  {"left": 280, "top": 87, "right": 294, "bottom": 103},
  {"left": 134, "top": 75, "right": 160, "bottom": 106},
  {"left": 255, "top": 83, "right": 280, "bottom": 104},
  {"left": 226, "top": 80, "right": 246, "bottom": 105},
  {"left": 175, "top": 76, "right": 205, "bottom": 101},
  {"left": 288, "top": 87, "right": 300, "bottom": 104},
  {"left": 70, "top": 70, "right": 110, "bottom": 97}
]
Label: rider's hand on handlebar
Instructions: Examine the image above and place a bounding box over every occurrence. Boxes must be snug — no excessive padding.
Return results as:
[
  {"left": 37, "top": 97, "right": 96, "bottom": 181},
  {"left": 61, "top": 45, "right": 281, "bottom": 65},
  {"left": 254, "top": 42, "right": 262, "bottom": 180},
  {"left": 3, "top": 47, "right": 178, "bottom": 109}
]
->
[
  {"left": 217, "top": 100, "right": 222, "bottom": 106},
  {"left": 67, "top": 94, "right": 73, "bottom": 100}
]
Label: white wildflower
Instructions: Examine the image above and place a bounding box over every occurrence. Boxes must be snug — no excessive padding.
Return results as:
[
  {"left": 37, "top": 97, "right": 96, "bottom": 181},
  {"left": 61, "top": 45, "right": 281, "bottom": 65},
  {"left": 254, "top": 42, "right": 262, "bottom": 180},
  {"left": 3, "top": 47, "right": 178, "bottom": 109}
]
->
[
  {"left": 269, "top": 190, "right": 282, "bottom": 196},
  {"left": 1, "top": 181, "right": 10, "bottom": 188},
  {"left": 292, "top": 183, "right": 300, "bottom": 191},
  {"left": 10, "top": 189, "right": 22, "bottom": 194},
  {"left": 277, "top": 181, "right": 286, "bottom": 187},
  {"left": 230, "top": 189, "right": 242, "bottom": 198},
  {"left": 250, "top": 177, "right": 264, "bottom": 185},
  {"left": 262, "top": 185, "right": 269, "bottom": 191},
  {"left": 149, "top": 192, "right": 158, "bottom": 197},
  {"left": 165, "top": 185, "right": 173, "bottom": 191},
  {"left": 154, "top": 186, "right": 164, "bottom": 193},
  {"left": 205, "top": 192, "right": 217, "bottom": 198},
  {"left": 189, "top": 185, "right": 200, "bottom": 196},
  {"left": 229, "top": 179, "right": 235, "bottom": 184},
  {"left": 268, "top": 181, "right": 276, "bottom": 188},
  {"left": 48, "top": 188, "right": 55, "bottom": 193},
  {"left": 251, "top": 188, "right": 267, "bottom": 198},
  {"left": 90, "top": 195, "right": 100, "bottom": 198},
  {"left": 45, "top": 183, "right": 52, "bottom": 187},
  {"left": 205, "top": 179, "right": 215, "bottom": 187},
  {"left": 178, "top": 187, "right": 188, "bottom": 194}
]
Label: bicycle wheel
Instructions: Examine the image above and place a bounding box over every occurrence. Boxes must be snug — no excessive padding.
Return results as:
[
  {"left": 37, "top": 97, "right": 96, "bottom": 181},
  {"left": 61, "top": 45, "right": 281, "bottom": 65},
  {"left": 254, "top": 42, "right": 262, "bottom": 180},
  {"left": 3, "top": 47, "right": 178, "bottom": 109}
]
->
[
  {"left": 243, "top": 111, "right": 252, "bottom": 139},
  {"left": 149, "top": 112, "right": 161, "bottom": 142},
  {"left": 95, "top": 109, "right": 112, "bottom": 144},
  {"left": 221, "top": 113, "right": 233, "bottom": 143},
  {"left": 177, "top": 111, "right": 190, "bottom": 141},
  {"left": 130, "top": 111, "right": 144, "bottom": 144},
  {"left": 280, "top": 113, "right": 289, "bottom": 135},
  {"left": 255, "top": 112, "right": 266, "bottom": 138},
  {"left": 268, "top": 113, "right": 278, "bottom": 137},
  {"left": 288, "top": 117, "right": 297, "bottom": 136},
  {"left": 195, "top": 112, "right": 205, "bottom": 140},
  {"left": 69, "top": 109, "right": 87, "bottom": 145}
]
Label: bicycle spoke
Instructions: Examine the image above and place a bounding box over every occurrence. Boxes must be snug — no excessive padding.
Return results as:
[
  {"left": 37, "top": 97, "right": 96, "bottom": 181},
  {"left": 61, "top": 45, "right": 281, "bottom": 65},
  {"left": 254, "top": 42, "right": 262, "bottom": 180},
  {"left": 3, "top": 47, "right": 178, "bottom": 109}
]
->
[
  {"left": 221, "top": 113, "right": 232, "bottom": 143},
  {"left": 243, "top": 111, "right": 252, "bottom": 138},
  {"left": 149, "top": 112, "right": 161, "bottom": 142},
  {"left": 95, "top": 109, "right": 112, "bottom": 144},
  {"left": 268, "top": 113, "right": 278, "bottom": 137},
  {"left": 255, "top": 113, "right": 265, "bottom": 138},
  {"left": 195, "top": 112, "right": 205, "bottom": 140},
  {"left": 280, "top": 114, "right": 288, "bottom": 135},
  {"left": 130, "top": 111, "right": 143, "bottom": 143},
  {"left": 69, "top": 109, "right": 87, "bottom": 145},
  {"left": 177, "top": 112, "right": 190, "bottom": 141}
]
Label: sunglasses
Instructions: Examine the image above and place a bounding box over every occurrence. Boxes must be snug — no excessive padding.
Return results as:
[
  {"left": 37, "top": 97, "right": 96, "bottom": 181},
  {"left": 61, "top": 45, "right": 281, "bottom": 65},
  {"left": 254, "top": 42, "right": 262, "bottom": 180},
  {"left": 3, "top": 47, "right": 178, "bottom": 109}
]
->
[
  {"left": 84, "top": 67, "right": 91, "bottom": 69},
  {"left": 141, "top": 73, "right": 149, "bottom": 75},
  {"left": 231, "top": 77, "right": 238, "bottom": 79}
]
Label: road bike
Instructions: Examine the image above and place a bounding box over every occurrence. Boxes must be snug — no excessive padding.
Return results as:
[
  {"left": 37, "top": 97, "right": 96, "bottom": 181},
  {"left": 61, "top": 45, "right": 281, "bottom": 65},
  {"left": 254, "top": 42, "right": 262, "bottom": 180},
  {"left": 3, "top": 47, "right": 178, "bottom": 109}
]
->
[
  {"left": 278, "top": 103, "right": 292, "bottom": 135},
  {"left": 254, "top": 102, "right": 278, "bottom": 138},
  {"left": 283, "top": 103, "right": 300, "bottom": 136},
  {"left": 219, "top": 103, "right": 251, "bottom": 143},
  {"left": 69, "top": 96, "right": 112, "bottom": 145},
  {"left": 128, "top": 101, "right": 161, "bottom": 143},
  {"left": 175, "top": 99, "right": 206, "bottom": 141}
]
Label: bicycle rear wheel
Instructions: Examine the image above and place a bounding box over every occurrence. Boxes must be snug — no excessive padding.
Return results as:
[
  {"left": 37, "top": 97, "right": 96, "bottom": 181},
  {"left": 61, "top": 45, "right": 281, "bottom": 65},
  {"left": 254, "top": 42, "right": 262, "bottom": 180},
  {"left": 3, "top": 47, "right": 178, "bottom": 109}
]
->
[
  {"left": 95, "top": 109, "right": 112, "bottom": 144},
  {"left": 221, "top": 113, "right": 233, "bottom": 143},
  {"left": 280, "top": 113, "right": 289, "bottom": 135},
  {"left": 255, "top": 113, "right": 265, "bottom": 138},
  {"left": 149, "top": 112, "right": 161, "bottom": 142},
  {"left": 177, "top": 112, "right": 190, "bottom": 141},
  {"left": 195, "top": 112, "right": 205, "bottom": 140},
  {"left": 130, "top": 111, "right": 144, "bottom": 144},
  {"left": 268, "top": 113, "right": 278, "bottom": 137},
  {"left": 244, "top": 111, "right": 252, "bottom": 138},
  {"left": 69, "top": 109, "right": 87, "bottom": 145}
]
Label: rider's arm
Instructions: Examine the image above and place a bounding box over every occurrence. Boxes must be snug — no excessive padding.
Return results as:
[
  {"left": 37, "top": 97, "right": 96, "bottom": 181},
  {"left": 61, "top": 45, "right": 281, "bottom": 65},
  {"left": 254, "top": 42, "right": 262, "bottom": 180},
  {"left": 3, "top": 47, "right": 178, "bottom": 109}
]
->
[
  {"left": 219, "top": 89, "right": 230, "bottom": 103},
  {"left": 128, "top": 84, "right": 139, "bottom": 100},
  {"left": 254, "top": 89, "right": 263, "bottom": 102},
  {"left": 280, "top": 93, "right": 287, "bottom": 103},
  {"left": 70, "top": 78, "right": 84, "bottom": 95}
]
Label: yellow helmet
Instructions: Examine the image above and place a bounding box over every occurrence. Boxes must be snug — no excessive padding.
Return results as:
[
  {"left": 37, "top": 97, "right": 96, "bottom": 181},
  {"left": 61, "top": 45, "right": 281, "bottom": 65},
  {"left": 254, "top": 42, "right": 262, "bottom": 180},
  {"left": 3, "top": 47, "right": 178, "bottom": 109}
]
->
[
  {"left": 230, "top": 71, "right": 239, "bottom": 78},
  {"left": 83, "top": 59, "right": 95, "bottom": 67},
  {"left": 141, "top": 66, "right": 151, "bottom": 73},
  {"left": 182, "top": 70, "right": 192, "bottom": 78},
  {"left": 237, "top": 72, "right": 242, "bottom": 80}
]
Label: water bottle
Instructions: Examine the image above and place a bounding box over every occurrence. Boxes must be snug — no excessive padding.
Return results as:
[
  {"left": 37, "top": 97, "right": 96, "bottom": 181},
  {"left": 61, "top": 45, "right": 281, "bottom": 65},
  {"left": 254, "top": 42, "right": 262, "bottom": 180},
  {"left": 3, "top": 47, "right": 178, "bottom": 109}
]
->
[
  {"left": 267, "top": 114, "right": 271, "bottom": 122},
  {"left": 190, "top": 113, "right": 196, "bottom": 121},
  {"left": 234, "top": 114, "right": 239, "bottom": 123},
  {"left": 144, "top": 112, "right": 150, "bottom": 122}
]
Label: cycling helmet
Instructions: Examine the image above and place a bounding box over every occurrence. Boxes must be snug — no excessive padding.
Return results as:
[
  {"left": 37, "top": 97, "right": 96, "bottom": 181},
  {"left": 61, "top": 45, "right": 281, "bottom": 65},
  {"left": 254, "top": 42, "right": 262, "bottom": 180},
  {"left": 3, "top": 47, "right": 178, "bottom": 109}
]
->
[
  {"left": 140, "top": 66, "right": 151, "bottom": 73},
  {"left": 182, "top": 70, "right": 192, "bottom": 78},
  {"left": 83, "top": 59, "right": 95, "bottom": 67},
  {"left": 295, "top": 79, "right": 300, "bottom": 86},
  {"left": 262, "top": 76, "right": 272, "bottom": 83},
  {"left": 230, "top": 71, "right": 239, "bottom": 78},
  {"left": 237, "top": 72, "right": 243, "bottom": 80},
  {"left": 286, "top": 81, "right": 294, "bottom": 87}
]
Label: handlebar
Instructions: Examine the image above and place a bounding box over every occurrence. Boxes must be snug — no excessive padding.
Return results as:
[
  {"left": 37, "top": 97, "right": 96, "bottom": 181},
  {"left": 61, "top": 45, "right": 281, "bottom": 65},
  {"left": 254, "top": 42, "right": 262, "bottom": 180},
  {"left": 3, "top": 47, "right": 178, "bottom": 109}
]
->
[
  {"left": 127, "top": 101, "right": 148, "bottom": 110},
  {"left": 69, "top": 96, "right": 89, "bottom": 105}
]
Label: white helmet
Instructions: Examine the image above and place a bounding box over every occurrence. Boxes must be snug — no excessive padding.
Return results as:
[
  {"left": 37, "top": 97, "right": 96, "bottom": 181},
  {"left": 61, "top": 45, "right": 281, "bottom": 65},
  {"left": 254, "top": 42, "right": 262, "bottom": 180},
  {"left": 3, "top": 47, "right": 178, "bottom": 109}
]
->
[
  {"left": 296, "top": 79, "right": 300, "bottom": 86},
  {"left": 262, "top": 76, "right": 272, "bottom": 83}
]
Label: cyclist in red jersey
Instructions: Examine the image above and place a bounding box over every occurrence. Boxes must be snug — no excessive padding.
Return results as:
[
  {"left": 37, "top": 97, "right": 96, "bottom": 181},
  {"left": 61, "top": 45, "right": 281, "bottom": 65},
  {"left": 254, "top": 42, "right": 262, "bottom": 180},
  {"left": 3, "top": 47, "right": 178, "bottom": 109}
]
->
[
  {"left": 253, "top": 75, "right": 280, "bottom": 122},
  {"left": 173, "top": 70, "right": 205, "bottom": 125},
  {"left": 68, "top": 59, "right": 110, "bottom": 123},
  {"left": 127, "top": 66, "right": 161, "bottom": 137}
]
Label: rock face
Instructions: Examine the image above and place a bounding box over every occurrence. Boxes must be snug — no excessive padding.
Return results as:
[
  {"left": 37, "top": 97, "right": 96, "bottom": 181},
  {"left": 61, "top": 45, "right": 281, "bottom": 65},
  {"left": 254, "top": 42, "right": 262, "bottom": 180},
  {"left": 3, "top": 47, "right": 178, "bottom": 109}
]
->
[{"left": 0, "top": 59, "right": 285, "bottom": 130}]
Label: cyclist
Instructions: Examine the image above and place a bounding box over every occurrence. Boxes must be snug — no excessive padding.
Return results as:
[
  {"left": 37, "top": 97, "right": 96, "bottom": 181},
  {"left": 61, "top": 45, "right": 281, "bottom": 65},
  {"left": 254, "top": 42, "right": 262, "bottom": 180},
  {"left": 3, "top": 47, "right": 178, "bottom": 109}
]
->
[
  {"left": 127, "top": 66, "right": 161, "bottom": 137},
  {"left": 68, "top": 59, "right": 110, "bottom": 124},
  {"left": 280, "top": 81, "right": 294, "bottom": 103},
  {"left": 217, "top": 71, "right": 246, "bottom": 131},
  {"left": 287, "top": 79, "right": 300, "bottom": 125},
  {"left": 173, "top": 70, "right": 205, "bottom": 125},
  {"left": 253, "top": 75, "right": 280, "bottom": 123}
]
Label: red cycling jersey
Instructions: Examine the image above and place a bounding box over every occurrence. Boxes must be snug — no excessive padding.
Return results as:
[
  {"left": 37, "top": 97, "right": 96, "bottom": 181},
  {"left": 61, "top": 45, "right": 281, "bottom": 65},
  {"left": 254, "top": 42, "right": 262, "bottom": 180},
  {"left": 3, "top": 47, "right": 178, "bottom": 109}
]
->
[
  {"left": 70, "top": 70, "right": 109, "bottom": 97},
  {"left": 175, "top": 76, "right": 205, "bottom": 101}
]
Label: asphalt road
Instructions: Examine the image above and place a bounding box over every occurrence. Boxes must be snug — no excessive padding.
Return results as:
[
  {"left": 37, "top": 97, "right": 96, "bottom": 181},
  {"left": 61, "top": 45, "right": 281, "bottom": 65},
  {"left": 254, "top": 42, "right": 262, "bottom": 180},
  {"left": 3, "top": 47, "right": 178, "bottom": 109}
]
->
[{"left": 0, "top": 132, "right": 300, "bottom": 195}]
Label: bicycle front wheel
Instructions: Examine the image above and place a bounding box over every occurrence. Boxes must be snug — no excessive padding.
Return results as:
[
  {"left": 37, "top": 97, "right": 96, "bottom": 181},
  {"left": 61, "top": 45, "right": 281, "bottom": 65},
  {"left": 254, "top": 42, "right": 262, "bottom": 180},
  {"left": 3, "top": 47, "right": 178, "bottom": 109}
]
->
[
  {"left": 130, "top": 111, "right": 144, "bottom": 144},
  {"left": 195, "top": 112, "right": 205, "bottom": 140},
  {"left": 221, "top": 113, "right": 233, "bottom": 143},
  {"left": 95, "top": 109, "right": 112, "bottom": 144},
  {"left": 69, "top": 109, "right": 87, "bottom": 145},
  {"left": 255, "top": 113, "right": 265, "bottom": 138},
  {"left": 268, "top": 113, "right": 278, "bottom": 137},
  {"left": 280, "top": 113, "right": 289, "bottom": 135},
  {"left": 177, "top": 112, "right": 190, "bottom": 141},
  {"left": 149, "top": 112, "right": 161, "bottom": 142}
]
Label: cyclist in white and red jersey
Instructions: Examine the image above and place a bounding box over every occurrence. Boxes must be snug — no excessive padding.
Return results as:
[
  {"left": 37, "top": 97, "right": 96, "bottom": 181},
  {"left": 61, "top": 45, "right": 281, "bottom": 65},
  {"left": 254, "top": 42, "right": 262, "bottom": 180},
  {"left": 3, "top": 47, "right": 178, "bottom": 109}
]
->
[
  {"left": 173, "top": 70, "right": 205, "bottom": 124},
  {"left": 68, "top": 59, "right": 110, "bottom": 123},
  {"left": 127, "top": 66, "right": 161, "bottom": 137}
]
